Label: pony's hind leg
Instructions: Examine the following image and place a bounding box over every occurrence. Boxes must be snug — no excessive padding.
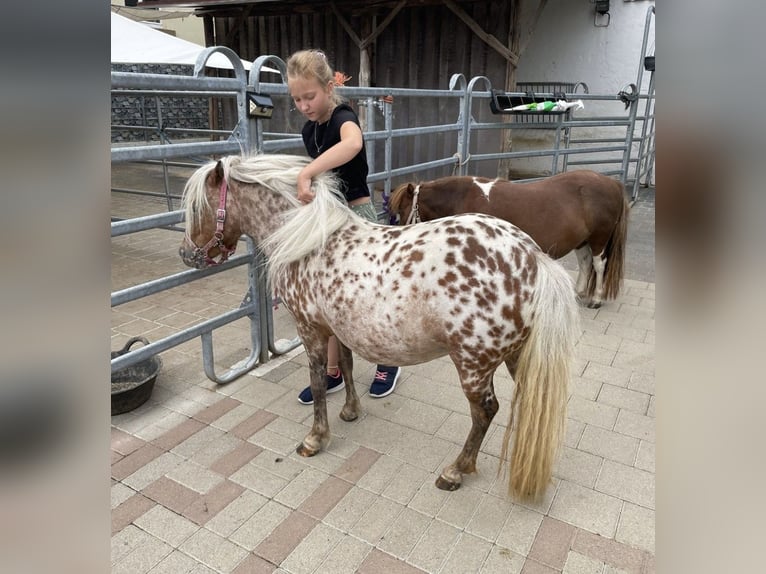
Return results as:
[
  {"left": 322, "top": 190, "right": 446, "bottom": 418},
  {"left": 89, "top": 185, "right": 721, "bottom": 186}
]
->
[
  {"left": 337, "top": 341, "right": 361, "bottom": 422},
  {"left": 588, "top": 250, "right": 607, "bottom": 308},
  {"left": 436, "top": 373, "right": 498, "bottom": 491},
  {"left": 574, "top": 246, "right": 593, "bottom": 304}
]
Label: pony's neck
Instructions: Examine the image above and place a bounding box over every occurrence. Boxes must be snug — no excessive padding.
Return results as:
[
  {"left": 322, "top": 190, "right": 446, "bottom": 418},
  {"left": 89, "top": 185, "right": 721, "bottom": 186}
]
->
[
  {"left": 420, "top": 185, "right": 453, "bottom": 219},
  {"left": 233, "top": 181, "right": 294, "bottom": 247}
]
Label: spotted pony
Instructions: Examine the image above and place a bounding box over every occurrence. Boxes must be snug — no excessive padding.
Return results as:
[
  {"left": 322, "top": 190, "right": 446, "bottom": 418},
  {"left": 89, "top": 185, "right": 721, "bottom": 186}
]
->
[{"left": 179, "top": 154, "right": 580, "bottom": 500}]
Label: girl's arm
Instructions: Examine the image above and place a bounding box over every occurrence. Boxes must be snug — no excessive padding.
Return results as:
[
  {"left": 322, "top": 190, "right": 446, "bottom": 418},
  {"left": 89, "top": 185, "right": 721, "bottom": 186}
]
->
[{"left": 297, "top": 121, "right": 363, "bottom": 203}]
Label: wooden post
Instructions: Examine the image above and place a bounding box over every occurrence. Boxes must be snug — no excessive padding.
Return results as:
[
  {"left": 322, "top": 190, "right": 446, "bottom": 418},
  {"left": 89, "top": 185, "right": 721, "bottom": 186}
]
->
[
  {"left": 499, "top": 0, "right": 522, "bottom": 179},
  {"left": 358, "top": 14, "right": 372, "bottom": 131},
  {"left": 497, "top": 0, "right": 549, "bottom": 179}
]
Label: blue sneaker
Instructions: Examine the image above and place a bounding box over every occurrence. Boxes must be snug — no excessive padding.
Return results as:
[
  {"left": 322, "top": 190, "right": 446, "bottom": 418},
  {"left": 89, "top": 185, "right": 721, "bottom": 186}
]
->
[
  {"left": 297, "top": 370, "right": 345, "bottom": 405},
  {"left": 370, "top": 366, "right": 401, "bottom": 398}
]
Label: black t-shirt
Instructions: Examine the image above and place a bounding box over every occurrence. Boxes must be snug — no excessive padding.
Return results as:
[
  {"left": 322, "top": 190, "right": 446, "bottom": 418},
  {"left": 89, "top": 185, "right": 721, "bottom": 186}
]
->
[{"left": 301, "top": 103, "right": 370, "bottom": 202}]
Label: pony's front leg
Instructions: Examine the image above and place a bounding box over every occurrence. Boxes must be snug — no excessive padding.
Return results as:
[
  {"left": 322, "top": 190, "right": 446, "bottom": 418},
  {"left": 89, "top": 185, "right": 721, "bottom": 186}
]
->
[
  {"left": 296, "top": 344, "right": 332, "bottom": 457},
  {"left": 337, "top": 341, "right": 360, "bottom": 422}
]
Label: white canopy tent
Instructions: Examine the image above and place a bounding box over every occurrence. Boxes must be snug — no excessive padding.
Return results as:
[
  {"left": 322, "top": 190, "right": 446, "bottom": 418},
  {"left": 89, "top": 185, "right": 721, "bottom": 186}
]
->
[{"left": 111, "top": 11, "right": 278, "bottom": 73}]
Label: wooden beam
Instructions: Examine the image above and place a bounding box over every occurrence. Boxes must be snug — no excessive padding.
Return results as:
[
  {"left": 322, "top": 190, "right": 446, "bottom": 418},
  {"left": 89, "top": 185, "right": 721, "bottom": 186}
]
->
[
  {"left": 223, "top": 5, "right": 254, "bottom": 46},
  {"left": 331, "top": 2, "right": 363, "bottom": 48},
  {"left": 443, "top": 0, "right": 519, "bottom": 67},
  {"left": 331, "top": 1, "right": 406, "bottom": 49},
  {"left": 360, "top": 1, "right": 406, "bottom": 50}
]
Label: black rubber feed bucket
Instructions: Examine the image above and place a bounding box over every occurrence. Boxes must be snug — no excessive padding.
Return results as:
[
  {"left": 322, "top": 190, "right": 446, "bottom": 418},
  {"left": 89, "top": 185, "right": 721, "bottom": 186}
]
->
[{"left": 111, "top": 337, "right": 161, "bottom": 416}]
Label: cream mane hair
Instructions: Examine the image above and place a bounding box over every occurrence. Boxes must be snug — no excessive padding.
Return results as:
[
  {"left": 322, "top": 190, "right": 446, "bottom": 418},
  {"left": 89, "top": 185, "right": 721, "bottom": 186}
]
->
[{"left": 181, "top": 153, "right": 359, "bottom": 283}]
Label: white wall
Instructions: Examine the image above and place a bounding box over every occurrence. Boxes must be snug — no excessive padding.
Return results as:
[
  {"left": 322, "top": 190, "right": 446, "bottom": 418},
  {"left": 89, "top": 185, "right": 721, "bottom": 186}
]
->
[
  {"left": 509, "top": 0, "right": 655, "bottom": 178},
  {"left": 518, "top": 0, "right": 655, "bottom": 94}
]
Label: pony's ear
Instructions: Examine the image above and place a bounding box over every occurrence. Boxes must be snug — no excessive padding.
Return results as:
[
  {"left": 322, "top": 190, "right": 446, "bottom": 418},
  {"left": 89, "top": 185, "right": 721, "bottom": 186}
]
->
[
  {"left": 405, "top": 183, "right": 415, "bottom": 197},
  {"left": 208, "top": 160, "right": 224, "bottom": 188}
]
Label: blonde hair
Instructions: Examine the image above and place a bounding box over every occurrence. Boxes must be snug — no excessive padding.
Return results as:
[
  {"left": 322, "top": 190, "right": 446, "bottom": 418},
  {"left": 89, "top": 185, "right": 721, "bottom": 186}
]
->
[{"left": 286, "top": 49, "right": 344, "bottom": 106}]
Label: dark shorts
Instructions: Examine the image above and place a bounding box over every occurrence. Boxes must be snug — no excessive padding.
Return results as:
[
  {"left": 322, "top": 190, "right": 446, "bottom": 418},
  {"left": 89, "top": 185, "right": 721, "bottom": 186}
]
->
[{"left": 350, "top": 202, "right": 379, "bottom": 223}]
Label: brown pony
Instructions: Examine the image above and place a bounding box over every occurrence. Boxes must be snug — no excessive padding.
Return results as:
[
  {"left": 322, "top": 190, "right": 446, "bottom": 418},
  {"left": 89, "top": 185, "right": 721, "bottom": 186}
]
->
[{"left": 389, "top": 171, "right": 629, "bottom": 308}]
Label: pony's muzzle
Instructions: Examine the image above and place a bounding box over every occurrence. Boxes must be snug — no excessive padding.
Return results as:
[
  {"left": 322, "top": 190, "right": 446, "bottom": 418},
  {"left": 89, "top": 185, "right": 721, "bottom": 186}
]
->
[{"left": 179, "top": 238, "right": 209, "bottom": 269}]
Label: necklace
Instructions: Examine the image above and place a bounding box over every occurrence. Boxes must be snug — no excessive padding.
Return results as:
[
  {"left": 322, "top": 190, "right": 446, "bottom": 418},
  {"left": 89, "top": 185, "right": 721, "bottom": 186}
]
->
[
  {"left": 313, "top": 122, "right": 325, "bottom": 153},
  {"left": 313, "top": 106, "right": 335, "bottom": 154}
]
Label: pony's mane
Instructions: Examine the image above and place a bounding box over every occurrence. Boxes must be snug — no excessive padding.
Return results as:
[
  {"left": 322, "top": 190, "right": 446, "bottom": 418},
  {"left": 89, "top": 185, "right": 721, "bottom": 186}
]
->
[
  {"left": 388, "top": 182, "right": 412, "bottom": 216},
  {"left": 181, "top": 158, "right": 218, "bottom": 234},
  {"left": 181, "top": 153, "right": 357, "bottom": 283}
]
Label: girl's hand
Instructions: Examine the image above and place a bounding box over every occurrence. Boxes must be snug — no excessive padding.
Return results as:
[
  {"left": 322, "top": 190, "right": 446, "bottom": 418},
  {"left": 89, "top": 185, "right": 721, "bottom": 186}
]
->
[{"left": 296, "top": 170, "right": 315, "bottom": 204}]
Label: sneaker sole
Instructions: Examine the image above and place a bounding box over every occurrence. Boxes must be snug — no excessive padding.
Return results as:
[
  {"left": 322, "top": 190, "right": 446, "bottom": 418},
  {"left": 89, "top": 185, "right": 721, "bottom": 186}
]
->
[
  {"left": 297, "top": 380, "right": 346, "bottom": 405},
  {"left": 369, "top": 369, "right": 401, "bottom": 399}
]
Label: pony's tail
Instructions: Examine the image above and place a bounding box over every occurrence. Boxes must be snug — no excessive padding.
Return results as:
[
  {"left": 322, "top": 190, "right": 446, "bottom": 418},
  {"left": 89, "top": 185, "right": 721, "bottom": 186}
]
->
[
  {"left": 501, "top": 252, "right": 580, "bottom": 501},
  {"left": 588, "top": 187, "right": 629, "bottom": 300}
]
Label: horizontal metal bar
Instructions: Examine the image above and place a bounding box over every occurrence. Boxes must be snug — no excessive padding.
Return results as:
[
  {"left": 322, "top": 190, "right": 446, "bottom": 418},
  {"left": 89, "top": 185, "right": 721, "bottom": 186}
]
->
[
  {"left": 261, "top": 138, "right": 305, "bottom": 152},
  {"left": 111, "top": 140, "right": 243, "bottom": 163},
  {"left": 470, "top": 143, "right": 628, "bottom": 163},
  {"left": 566, "top": 159, "right": 624, "bottom": 166},
  {"left": 563, "top": 117, "right": 632, "bottom": 125},
  {"left": 111, "top": 125, "right": 235, "bottom": 137},
  {"left": 256, "top": 82, "right": 465, "bottom": 99},
  {"left": 110, "top": 188, "right": 184, "bottom": 202},
  {"left": 364, "top": 123, "right": 461, "bottom": 141},
  {"left": 368, "top": 157, "right": 457, "bottom": 182},
  {"left": 111, "top": 210, "right": 185, "bottom": 237},
  {"left": 111, "top": 89, "right": 239, "bottom": 98},
  {"left": 112, "top": 71, "right": 243, "bottom": 92},
  {"left": 111, "top": 306, "right": 255, "bottom": 372},
  {"left": 568, "top": 138, "right": 630, "bottom": 144},
  {"left": 111, "top": 249, "right": 252, "bottom": 307}
]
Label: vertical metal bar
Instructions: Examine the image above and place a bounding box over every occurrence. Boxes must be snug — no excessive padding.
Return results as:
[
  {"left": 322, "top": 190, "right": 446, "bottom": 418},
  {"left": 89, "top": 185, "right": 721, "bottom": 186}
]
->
[
  {"left": 448, "top": 74, "right": 467, "bottom": 176},
  {"left": 252, "top": 243, "right": 272, "bottom": 365},
  {"left": 625, "top": 5, "right": 656, "bottom": 190},
  {"left": 459, "top": 90, "right": 472, "bottom": 176},
  {"left": 141, "top": 95, "right": 149, "bottom": 144},
  {"left": 551, "top": 113, "right": 564, "bottom": 175},
  {"left": 366, "top": 97, "right": 375, "bottom": 175},
  {"left": 248, "top": 55, "right": 288, "bottom": 155},
  {"left": 461, "top": 76, "right": 492, "bottom": 176},
  {"left": 620, "top": 94, "right": 639, "bottom": 186},
  {"left": 154, "top": 95, "right": 175, "bottom": 211},
  {"left": 384, "top": 96, "right": 393, "bottom": 196},
  {"left": 200, "top": 237, "right": 263, "bottom": 383},
  {"left": 633, "top": 71, "right": 655, "bottom": 199}
]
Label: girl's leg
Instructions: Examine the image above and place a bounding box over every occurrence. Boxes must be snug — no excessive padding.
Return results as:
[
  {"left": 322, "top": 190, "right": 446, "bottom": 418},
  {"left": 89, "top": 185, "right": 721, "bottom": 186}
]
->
[
  {"left": 327, "top": 335, "right": 339, "bottom": 376},
  {"left": 298, "top": 335, "right": 344, "bottom": 404}
]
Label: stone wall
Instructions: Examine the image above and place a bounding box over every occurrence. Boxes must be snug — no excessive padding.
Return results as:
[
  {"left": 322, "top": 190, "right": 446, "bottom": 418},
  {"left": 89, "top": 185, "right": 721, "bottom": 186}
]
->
[{"left": 111, "top": 63, "right": 222, "bottom": 144}]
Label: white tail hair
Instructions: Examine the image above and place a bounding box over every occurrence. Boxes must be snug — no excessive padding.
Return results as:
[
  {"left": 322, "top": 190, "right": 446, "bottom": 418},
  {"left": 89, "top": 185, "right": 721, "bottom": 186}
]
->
[{"left": 500, "top": 252, "right": 580, "bottom": 500}]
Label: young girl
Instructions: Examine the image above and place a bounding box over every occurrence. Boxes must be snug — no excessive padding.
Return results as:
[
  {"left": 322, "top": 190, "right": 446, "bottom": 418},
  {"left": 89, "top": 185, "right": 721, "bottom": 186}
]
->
[{"left": 286, "top": 49, "right": 401, "bottom": 405}]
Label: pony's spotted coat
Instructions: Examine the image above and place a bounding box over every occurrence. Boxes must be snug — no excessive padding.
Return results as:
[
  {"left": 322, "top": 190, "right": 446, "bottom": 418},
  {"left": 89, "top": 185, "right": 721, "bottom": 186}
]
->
[{"left": 179, "top": 154, "right": 579, "bottom": 500}]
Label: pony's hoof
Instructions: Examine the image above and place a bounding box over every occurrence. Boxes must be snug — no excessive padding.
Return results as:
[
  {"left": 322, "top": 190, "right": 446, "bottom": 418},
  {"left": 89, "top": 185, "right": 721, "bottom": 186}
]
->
[
  {"left": 296, "top": 443, "right": 318, "bottom": 457},
  {"left": 339, "top": 408, "right": 358, "bottom": 422},
  {"left": 435, "top": 474, "right": 461, "bottom": 491},
  {"left": 586, "top": 300, "right": 603, "bottom": 309}
]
